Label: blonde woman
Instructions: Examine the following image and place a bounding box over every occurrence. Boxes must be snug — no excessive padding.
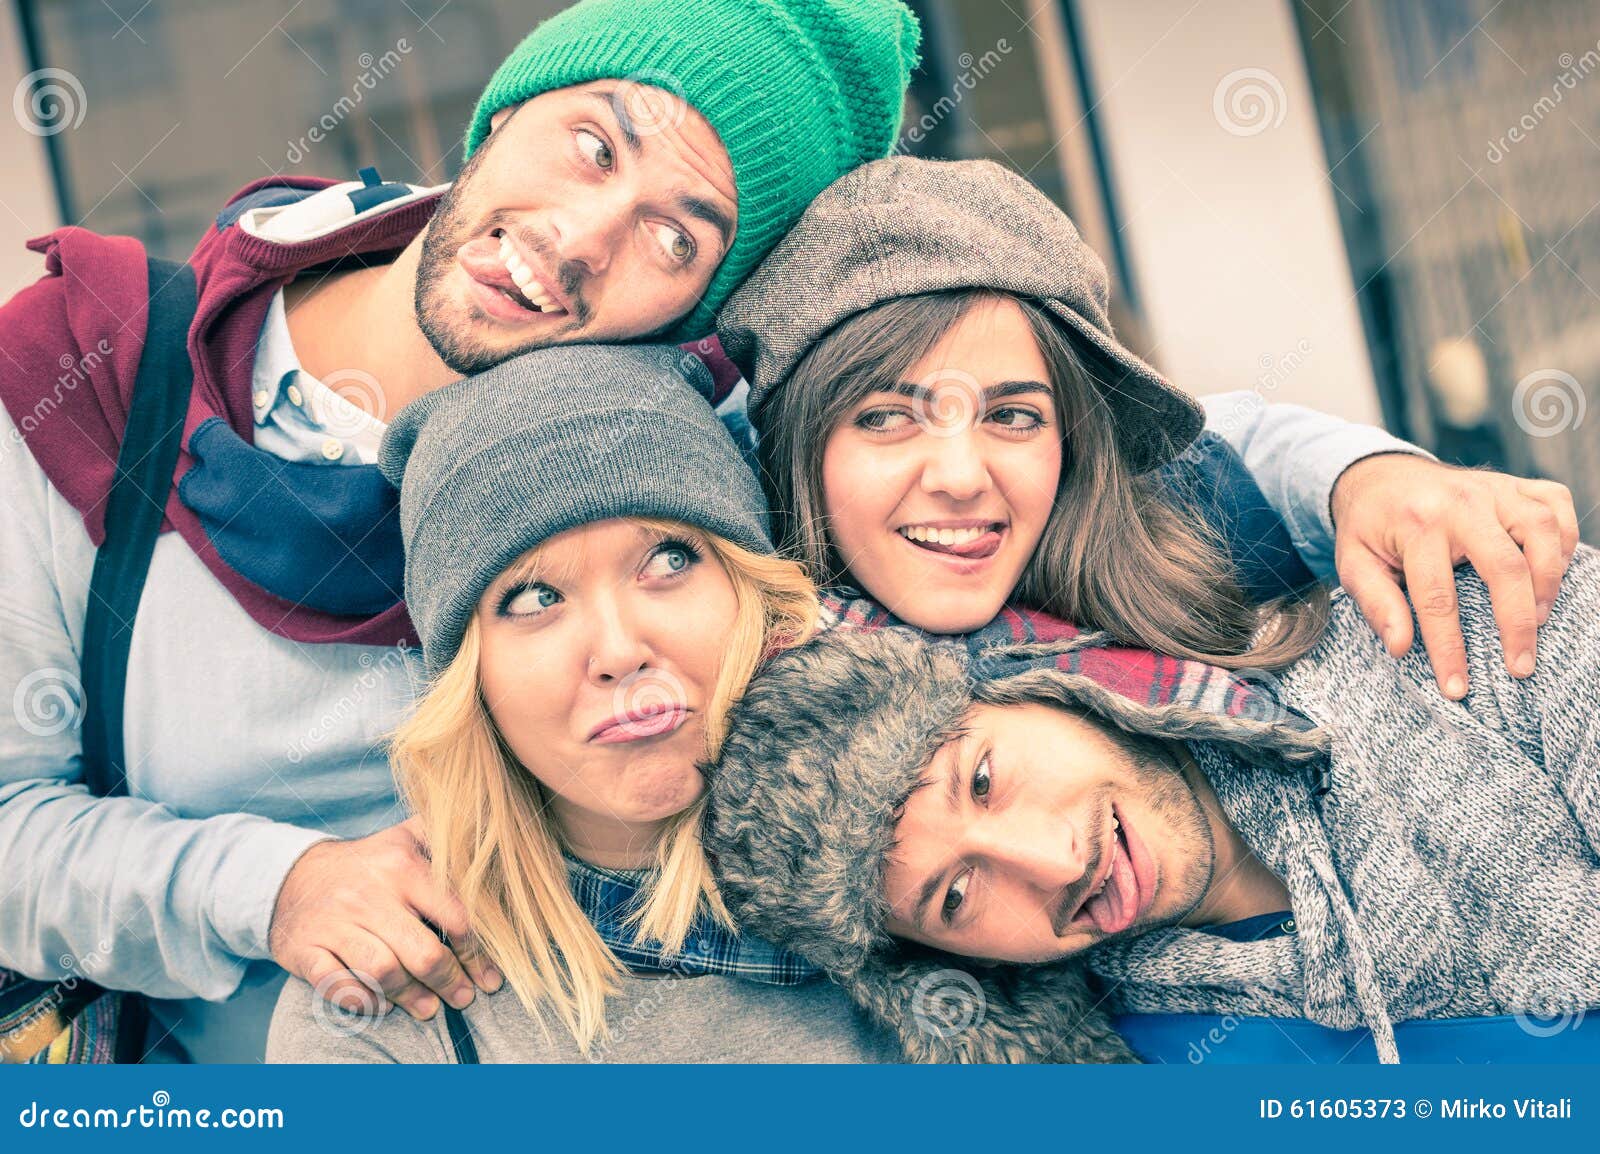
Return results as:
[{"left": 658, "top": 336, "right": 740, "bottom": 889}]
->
[{"left": 267, "top": 345, "right": 896, "bottom": 1062}]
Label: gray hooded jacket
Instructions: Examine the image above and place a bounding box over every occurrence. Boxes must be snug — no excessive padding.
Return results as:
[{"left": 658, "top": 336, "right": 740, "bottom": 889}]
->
[{"left": 1086, "top": 550, "right": 1600, "bottom": 1061}]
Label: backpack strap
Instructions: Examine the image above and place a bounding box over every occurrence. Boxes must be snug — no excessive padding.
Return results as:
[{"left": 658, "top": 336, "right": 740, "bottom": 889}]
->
[
  {"left": 444, "top": 1003, "right": 480, "bottom": 1064},
  {"left": 79, "top": 257, "right": 198, "bottom": 800}
]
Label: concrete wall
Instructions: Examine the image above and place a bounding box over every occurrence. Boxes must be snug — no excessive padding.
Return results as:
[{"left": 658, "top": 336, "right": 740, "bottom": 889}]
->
[{"left": 1075, "top": 0, "right": 1382, "bottom": 423}]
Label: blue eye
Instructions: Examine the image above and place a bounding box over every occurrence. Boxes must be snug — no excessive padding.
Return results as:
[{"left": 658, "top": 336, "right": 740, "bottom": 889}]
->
[
  {"left": 642, "top": 539, "right": 702, "bottom": 579},
  {"left": 500, "top": 582, "right": 561, "bottom": 617}
]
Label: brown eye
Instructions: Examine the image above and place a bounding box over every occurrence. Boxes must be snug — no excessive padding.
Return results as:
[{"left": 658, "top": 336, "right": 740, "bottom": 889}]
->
[
  {"left": 941, "top": 872, "right": 970, "bottom": 922},
  {"left": 576, "top": 129, "right": 613, "bottom": 170},
  {"left": 972, "top": 754, "right": 992, "bottom": 799}
]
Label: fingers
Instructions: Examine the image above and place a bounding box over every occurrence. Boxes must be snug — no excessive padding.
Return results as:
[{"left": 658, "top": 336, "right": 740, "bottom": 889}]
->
[
  {"left": 1505, "top": 495, "right": 1565, "bottom": 627},
  {"left": 1337, "top": 546, "right": 1414, "bottom": 658},
  {"left": 339, "top": 928, "right": 444, "bottom": 1022},
  {"left": 382, "top": 912, "right": 477, "bottom": 1013},
  {"left": 303, "top": 947, "right": 390, "bottom": 1017},
  {"left": 1402, "top": 533, "right": 1470, "bottom": 699},
  {"left": 1457, "top": 512, "right": 1540, "bottom": 679},
  {"left": 1513, "top": 479, "right": 1580, "bottom": 622},
  {"left": 411, "top": 881, "right": 502, "bottom": 996}
]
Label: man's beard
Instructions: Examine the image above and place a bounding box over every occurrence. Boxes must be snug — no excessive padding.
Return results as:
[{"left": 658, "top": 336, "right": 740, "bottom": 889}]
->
[{"left": 412, "top": 147, "right": 590, "bottom": 375}]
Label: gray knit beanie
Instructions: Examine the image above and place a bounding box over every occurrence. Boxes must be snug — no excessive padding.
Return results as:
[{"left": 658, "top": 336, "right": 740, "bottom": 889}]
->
[
  {"left": 704, "top": 624, "right": 1329, "bottom": 1062},
  {"left": 717, "top": 156, "right": 1203, "bottom": 474},
  {"left": 380, "top": 344, "right": 773, "bottom": 675}
]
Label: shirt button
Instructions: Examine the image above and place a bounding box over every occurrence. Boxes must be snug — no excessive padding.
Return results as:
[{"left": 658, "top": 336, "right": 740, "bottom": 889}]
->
[
  {"left": 320, "top": 438, "right": 345, "bottom": 461},
  {"left": 287, "top": 383, "right": 305, "bottom": 408},
  {"left": 253, "top": 389, "right": 271, "bottom": 409}
]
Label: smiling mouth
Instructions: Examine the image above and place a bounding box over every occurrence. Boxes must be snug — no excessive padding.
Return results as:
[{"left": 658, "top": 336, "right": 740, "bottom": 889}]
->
[
  {"left": 895, "top": 522, "right": 1007, "bottom": 560},
  {"left": 489, "top": 229, "right": 569, "bottom": 316}
]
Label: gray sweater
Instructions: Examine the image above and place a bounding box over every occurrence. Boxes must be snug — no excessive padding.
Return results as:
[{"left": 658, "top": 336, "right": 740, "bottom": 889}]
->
[
  {"left": 267, "top": 971, "right": 901, "bottom": 1063},
  {"left": 1087, "top": 548, "right": 1600, "bottom": 1062}
]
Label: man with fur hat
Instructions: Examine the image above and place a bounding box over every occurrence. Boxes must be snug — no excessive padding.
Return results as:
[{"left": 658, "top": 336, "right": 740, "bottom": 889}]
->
[{"left": 705, "top": 550, "right": 1600, "bottom": 1063}]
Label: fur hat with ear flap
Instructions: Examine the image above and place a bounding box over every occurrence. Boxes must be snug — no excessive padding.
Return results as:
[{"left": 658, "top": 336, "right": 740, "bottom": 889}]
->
[{"left": 702, "top": 625, "right": 1330, "bottom": 1064}]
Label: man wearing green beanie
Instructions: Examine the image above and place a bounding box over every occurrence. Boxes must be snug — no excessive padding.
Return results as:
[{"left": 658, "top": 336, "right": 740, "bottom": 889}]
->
[{"left": 282, "top": 0, "right": 922, "bottom": 415}]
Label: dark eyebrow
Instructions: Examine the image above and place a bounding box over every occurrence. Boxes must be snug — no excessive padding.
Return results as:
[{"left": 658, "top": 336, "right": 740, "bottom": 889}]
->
[
  {"left": 910, "top": 739, "right": 967, "bottom": 933},
  {"left": 986, "top": 379, "right": 1052, "bottom": 400},
  {"left": 584, "top": 88, "right": 641, "bottom": 155},
  {"left": 878, "top": 379, "right": 1053, "bottom": 404}
]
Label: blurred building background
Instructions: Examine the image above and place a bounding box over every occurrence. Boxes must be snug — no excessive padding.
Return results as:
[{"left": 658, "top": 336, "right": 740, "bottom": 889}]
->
[{"left": 3, "top": 0, "right": 1596, "bottom": 533}]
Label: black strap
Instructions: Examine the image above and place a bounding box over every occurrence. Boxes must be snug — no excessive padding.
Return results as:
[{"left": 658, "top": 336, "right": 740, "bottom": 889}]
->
[
  {"left": 79, "top": 258, "right": 197, "bottom": 799},
  {"left": 444, "top": 1004, "right": 479, "bottom": 1064}
]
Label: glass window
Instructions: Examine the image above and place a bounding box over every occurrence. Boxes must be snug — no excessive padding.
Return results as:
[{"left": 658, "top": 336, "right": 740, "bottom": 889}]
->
[{"left": 1299, "top": 0, "right": 1599, "bottom": 531}]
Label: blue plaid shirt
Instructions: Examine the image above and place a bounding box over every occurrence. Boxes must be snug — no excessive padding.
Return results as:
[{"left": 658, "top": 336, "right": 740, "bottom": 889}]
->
[{"left": 564, "top": 855, "right": 818, "bottom": 984}]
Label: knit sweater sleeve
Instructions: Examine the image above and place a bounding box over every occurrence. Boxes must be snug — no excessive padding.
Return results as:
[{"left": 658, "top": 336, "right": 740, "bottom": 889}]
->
[{"left": 1458, "top": 545, "right": 1600, "bottom": 848}]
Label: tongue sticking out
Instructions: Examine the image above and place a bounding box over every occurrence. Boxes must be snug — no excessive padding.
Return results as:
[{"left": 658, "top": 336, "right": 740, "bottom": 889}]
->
[
  {"left": 1084, "top": 831, "right": 1138, "bottom": 935},
  {"left": 457, "top": 235, "right": 565, "bottom": 315},
  {"left": 906, "top": 529, "right": 1003, "bottom": 560},
  {"left": 458, "top": 236, "right": 517, "bottom": 290}
]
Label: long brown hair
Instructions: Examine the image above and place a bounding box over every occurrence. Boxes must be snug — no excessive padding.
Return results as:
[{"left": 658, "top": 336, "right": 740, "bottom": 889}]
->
[{"left": 755, "top": 290, "right": 1327, "bottom": 669}]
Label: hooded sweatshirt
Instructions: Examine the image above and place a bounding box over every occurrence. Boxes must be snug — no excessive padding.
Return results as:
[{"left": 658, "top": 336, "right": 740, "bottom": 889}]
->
[{"left": 1085, "top": 549, "right": 1600, "bottom": 1063}]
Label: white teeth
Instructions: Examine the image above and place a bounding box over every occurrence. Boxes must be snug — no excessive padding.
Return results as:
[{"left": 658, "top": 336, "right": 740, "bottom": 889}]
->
[
  {"left": 496, "top": 237, "right": 562, "bottom": 313},
  {"left": 898, "top": 525, "right": 989, "bottom": 546}
]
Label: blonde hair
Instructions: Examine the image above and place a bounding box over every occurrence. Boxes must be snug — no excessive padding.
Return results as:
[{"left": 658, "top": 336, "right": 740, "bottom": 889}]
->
[{"left": 390, "top": 518, "right": 818, "bottom": 1051}]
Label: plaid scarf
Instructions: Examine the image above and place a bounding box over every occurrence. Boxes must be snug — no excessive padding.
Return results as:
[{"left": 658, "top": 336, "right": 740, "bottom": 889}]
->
[
  {"left": 564, "top": 856, "right": 818, "bottom": 984},
  {"left": 818, "top": 588, "right": 1313, "bottom": 729}
]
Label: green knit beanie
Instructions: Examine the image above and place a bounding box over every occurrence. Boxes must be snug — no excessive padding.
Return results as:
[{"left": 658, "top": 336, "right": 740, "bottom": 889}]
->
[{"left": 464, "top": 0, "right": 921, "bottom": 339}]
